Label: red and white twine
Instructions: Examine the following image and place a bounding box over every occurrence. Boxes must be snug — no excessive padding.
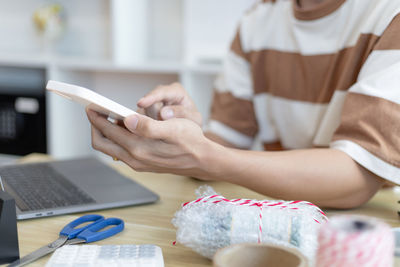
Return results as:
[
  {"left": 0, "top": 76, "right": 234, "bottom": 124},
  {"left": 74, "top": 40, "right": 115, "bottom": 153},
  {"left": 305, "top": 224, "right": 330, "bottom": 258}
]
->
[
  {"left": 182, "top": 194, "right": 327, "bottom": 243},
  {"left": 316, "top": 216, "right": 394, "bottom": 267}
]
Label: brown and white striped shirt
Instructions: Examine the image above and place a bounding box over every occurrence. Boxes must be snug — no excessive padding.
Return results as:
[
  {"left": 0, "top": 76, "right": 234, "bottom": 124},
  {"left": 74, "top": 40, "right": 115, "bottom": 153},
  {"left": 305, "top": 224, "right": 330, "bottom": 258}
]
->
[{"left": 206, "top": 0, "right": 400, "bottom": 183}]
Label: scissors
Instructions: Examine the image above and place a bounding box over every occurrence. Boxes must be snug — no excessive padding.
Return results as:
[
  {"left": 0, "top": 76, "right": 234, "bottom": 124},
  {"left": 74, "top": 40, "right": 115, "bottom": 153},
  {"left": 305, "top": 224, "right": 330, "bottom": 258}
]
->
[{"left": 8, "top": 214, "right": 124, "bottom": 267}]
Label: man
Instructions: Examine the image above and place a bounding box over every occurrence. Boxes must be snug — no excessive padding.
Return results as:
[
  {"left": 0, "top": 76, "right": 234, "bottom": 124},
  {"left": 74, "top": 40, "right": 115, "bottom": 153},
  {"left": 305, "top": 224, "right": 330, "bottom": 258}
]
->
[{"left": 86, "top": 0, "right": 400, "bottom": 208}]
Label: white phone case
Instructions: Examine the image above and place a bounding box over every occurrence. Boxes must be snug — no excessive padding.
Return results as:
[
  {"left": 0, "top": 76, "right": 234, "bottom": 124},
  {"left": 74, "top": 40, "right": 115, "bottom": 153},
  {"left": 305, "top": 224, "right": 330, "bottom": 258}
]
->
[{"left": 46, "top": 80, "right": 136, "bottom": 120}]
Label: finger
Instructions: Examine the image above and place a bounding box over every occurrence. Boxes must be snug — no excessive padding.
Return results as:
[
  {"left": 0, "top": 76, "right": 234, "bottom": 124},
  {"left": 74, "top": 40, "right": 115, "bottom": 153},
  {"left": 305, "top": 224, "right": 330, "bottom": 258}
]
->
[
  {"left": 137, "top": 83, "right": 184, "bottom": 108},
  {"left": 91, "top": 125, "right": 130, "bottom": 162},
  {"left": 145, "top": 101, "right": 164, "bottom": 120},
  {"left": 90, "top": 112, "right": 184, "bottom": 172},
  {"left": 124, "top": 113, "right": 169, "bottom": 139},
  {"left": 89, "top": 109, "right": 173, "bottom": 162},
  {"left": 92, "top": 123, "right": 178, "bottom": 171},
  {"left": 91, "top": 126, "right": 148, "bottom": 171},
  {"left": 136, "top": 107, "right": 146, "bottom": 115},
  {"left": 86, "top": 107, "right": 108, "bottom": 120},
  {"left": 87, "top": 109, "right": 137, "bottom": 149},
  {"left": 160, "top": 105, "right": 202, "bottom": 125}
]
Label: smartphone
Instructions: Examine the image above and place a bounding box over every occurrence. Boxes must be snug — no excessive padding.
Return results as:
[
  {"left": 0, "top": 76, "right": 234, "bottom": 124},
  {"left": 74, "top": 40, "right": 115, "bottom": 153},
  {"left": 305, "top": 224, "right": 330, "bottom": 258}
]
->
[{"left": 46, "top": 80, "right": 136, "bottom": 120}]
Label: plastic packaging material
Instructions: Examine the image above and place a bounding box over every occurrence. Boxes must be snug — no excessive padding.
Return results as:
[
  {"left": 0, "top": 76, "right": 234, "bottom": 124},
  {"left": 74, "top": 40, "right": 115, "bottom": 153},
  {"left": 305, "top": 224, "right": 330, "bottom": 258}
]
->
[
  {"left": 172, "top": 186, "right": 327, "bottom": 262},
  {"left": 316, "top": 215, "right": 394, "bottom": 267}
]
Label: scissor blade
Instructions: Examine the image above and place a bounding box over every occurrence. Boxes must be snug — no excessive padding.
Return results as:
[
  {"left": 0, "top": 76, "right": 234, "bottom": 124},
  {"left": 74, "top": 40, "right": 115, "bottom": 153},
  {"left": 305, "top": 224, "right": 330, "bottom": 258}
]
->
[
  {"left": 8, "top": 235, "right": 68, "bottom": 267},
  {"left": 64, "top": 238, "right": 86, "bottom": 246}
]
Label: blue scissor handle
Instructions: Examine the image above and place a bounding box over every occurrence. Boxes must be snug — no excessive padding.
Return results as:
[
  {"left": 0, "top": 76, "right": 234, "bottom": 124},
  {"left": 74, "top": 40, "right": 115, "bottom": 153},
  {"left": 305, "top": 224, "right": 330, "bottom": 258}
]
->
[
  {"left": 60, "top": 214, "right": 105, "bottom": 239},
  {"left": 76, "top": 218, "right": 124, "bottom": 243}
]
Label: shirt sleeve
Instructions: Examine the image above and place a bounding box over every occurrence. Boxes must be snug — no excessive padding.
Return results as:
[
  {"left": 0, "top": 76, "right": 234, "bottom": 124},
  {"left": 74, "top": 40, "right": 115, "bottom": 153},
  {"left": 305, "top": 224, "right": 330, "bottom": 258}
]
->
[
  {"left": 330, "top": 14, "right": 400, "bottom": 184},
  {"left": 204, "top": 28, "right": 259, "bottom": 149}
]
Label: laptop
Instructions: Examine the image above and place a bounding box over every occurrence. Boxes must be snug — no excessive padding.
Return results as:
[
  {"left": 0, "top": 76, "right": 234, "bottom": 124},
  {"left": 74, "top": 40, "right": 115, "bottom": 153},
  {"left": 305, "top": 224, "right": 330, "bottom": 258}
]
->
[{"left": 0, "top": 157, "right": 159, "bottom": 220}]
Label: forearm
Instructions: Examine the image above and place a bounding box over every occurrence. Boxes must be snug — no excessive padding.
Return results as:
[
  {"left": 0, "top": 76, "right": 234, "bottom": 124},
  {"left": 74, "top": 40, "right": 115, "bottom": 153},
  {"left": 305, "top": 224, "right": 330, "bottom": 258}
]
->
[
  {"left": 87, "top": 107, "right": 384, "bottom": 209},
  {"left": 201, "top": 143, "right": 384, "bottom": 209},
  {"left": 204, "top": 132, "right": 237, "bottom": 148}
]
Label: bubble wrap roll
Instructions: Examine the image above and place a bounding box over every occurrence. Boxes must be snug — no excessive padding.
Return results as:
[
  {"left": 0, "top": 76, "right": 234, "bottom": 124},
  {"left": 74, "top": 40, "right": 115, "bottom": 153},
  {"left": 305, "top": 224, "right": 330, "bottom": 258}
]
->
[{"left": 172, "top": 186, "right": 327, "bottom": 262}]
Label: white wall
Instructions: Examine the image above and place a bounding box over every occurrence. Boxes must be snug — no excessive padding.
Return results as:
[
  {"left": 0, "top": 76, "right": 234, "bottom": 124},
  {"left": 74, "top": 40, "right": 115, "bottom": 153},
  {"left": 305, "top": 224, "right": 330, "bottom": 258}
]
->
[
  {"left": 183, "top": 0, "right": 257, "bottom": 64},
  {"left": 0, "top": 0, "right": 256, "bottom": 159},
  {"left": 0, "top": 0, "right": 110, "bottom": 58}
]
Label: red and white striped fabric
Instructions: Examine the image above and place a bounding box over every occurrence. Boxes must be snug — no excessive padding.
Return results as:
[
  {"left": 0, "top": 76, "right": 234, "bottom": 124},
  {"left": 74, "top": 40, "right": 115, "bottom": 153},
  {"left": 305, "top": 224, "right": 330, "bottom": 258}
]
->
[{"left": 316, "top": 215, "right": 394, "bottom": 267}]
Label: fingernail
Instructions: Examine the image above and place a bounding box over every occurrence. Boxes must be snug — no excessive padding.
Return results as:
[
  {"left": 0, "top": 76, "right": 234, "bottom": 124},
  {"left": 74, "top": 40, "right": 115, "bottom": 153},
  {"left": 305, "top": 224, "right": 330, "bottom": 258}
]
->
[
  {"left": 125, "top": 115, "right": 139, "bottom": 131},
  {"left": 161, "top": 108, "right": 174, "bottom": 120}
]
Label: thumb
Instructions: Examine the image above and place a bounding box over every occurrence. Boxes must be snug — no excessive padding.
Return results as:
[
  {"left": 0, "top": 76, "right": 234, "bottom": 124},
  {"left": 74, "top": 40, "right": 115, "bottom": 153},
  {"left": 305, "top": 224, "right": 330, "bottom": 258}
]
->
[
  {"left": 124, "top": 114, "right": 139, "bottom": 132},
  {"left": 124, "top": 113, "right": 165, "bottom": 139},
  {"left": 161, "top": 106, "right": 202, "bottom": 126},
  {"left": 160, "top": 106, "right": 175, "bottom": 120}
]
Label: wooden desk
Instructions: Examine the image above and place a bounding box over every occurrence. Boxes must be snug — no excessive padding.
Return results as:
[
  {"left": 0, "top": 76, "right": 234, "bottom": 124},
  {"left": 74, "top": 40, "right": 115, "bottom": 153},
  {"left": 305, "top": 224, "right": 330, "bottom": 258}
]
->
[{"left": 9, "top": 155, "right": 400, "bottom": 266}]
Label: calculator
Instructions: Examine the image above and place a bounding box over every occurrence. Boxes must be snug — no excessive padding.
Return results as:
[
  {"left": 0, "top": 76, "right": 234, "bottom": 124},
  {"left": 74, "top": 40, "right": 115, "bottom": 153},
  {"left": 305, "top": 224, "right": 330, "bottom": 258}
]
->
[{"left": 46, "top": 244, "right": 164, "bottom": 267}]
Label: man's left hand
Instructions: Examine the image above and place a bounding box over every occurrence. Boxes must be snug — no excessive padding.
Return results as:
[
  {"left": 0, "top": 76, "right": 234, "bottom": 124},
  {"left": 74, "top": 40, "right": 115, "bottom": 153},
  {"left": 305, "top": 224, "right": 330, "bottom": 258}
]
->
[{"left": 86, "top": 109, "right": 215, "bottom": 179}]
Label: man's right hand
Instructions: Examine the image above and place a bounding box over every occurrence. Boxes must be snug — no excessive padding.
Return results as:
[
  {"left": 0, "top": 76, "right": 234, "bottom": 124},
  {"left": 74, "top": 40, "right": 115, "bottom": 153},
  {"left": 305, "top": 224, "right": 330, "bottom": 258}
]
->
[{"left": 137, "top": 82, "right": 202, "bottom": 126}]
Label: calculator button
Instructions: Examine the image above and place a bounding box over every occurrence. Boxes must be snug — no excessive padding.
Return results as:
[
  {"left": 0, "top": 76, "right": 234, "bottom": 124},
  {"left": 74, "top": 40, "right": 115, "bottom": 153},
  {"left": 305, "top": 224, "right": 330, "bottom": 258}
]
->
[{"left": 46, "top": 245, "right": 164, "bottom": 267}]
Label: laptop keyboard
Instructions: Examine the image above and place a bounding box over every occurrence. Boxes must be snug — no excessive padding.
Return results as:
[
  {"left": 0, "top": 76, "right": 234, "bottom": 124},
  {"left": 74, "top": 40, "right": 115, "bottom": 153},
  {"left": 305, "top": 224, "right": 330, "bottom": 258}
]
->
[{"left": 0, "top": 163, "right": 95, "bottom": 211}]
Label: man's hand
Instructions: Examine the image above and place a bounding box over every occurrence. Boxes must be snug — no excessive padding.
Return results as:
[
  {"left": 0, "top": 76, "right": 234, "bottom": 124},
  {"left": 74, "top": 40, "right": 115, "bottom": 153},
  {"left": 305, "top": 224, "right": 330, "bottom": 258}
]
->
[
  {"left": 137, "top": 83, "right": 202, "bottom": 126},
  {"left": 86, "top": 109, "right": 215, "bottom": 178}
]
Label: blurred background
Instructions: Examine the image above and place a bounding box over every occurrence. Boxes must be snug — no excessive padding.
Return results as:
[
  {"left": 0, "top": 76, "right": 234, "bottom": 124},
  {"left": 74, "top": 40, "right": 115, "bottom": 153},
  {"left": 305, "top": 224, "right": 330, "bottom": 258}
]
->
[{"left": 0, "top": 0, "right": 255, "bottom": 163}]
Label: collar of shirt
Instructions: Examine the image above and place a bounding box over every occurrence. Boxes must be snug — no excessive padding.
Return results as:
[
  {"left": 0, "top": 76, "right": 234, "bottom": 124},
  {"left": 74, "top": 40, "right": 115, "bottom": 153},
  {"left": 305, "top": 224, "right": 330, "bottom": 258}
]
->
[{"left": 292, "top": 0, "right": 347, "bottom": 20}]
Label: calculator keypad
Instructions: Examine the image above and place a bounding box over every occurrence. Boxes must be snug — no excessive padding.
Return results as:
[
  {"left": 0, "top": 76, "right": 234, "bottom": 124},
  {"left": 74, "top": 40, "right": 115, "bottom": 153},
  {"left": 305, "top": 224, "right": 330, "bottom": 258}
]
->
[{"left": 46, "top": 244, "right": 164, "bottom": 267}]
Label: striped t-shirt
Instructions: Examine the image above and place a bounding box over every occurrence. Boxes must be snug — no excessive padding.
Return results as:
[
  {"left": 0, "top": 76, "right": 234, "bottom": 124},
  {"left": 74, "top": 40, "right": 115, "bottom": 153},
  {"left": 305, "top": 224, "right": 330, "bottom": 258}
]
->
[{"left": 206, "top": 0, "right": 400, "bottom": 184}]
